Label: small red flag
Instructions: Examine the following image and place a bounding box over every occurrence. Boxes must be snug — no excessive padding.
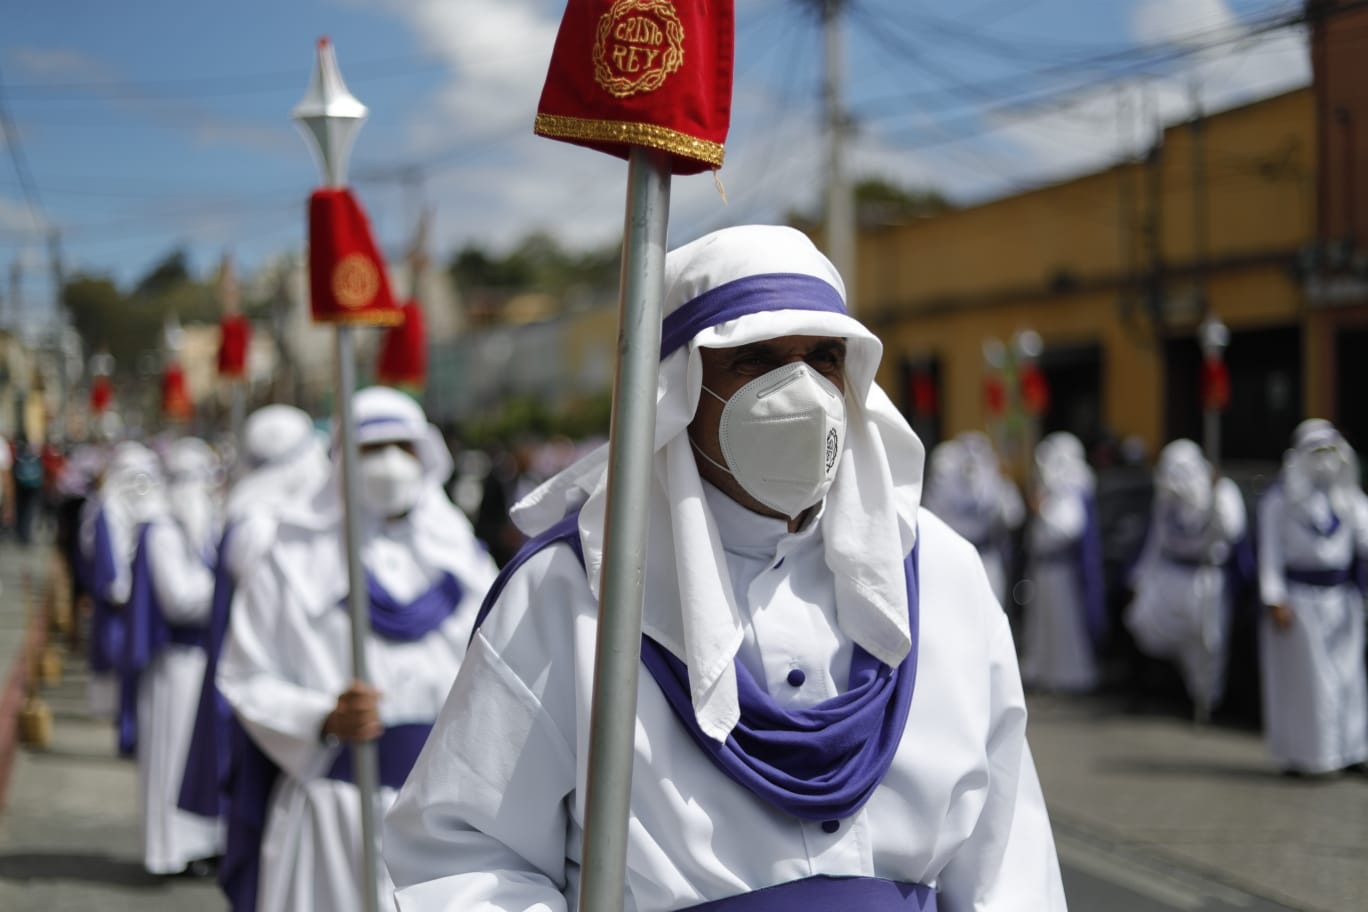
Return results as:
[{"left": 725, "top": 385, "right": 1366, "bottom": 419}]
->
[
  {"left": 534, "top": 0, "right": 734, "bottom": 175},
  {"left": 984, "top": 375, "right": 1005, "bottom": 418},
  {"left": 1201, "top": 357, "right": 1230, "bottom": 412},
  {"left": 91, "top": 374, "right": 113, "bottom": 415},
  {"left": 1019, "top": 363, "right": 1050, "bottom": 417},
  {"left": 162, "top": 361, "right": 192, "bottom": 421},
  {"left": 218, "top": 314, "right": 251, "bottom": 378},
  {"left": 307, "top": 188, "right": 402, "bottom": 326},
  {"left": 376, "top": 300, "right": 428, "bottom": 392},
  {"left": 911, "top": 368, "right": 938, "bottom": 417}
]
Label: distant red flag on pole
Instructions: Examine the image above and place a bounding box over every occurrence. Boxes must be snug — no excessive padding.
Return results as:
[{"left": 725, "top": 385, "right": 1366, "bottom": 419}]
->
[
  {"left": 534, "top": 0, "right": 734, "bottom": 175},
  {"left": 376, "top": 300, "right": 427, "bottom": 392},
  {"left": 307, "top": 188, "right": 402, "bottom": 326},
  {"left": 162, "top": 360, "right": 192, "bottom": 421}
]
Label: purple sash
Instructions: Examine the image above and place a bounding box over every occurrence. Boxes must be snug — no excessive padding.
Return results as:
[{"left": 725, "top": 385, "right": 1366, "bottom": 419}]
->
[
  {"left": 659, "top": 273, "right": 847, "bottom": 359},
  {"left": 1286, "top": 565, "right": 1354, "bottom": 587},
  {"left": 679, "top": 876, "right": 936, "bottom": 911},
  {"left": 475, "top": 512, "right": 923, "bottom": 823},
  {"left": 178, "top": 523, "right": 240, "bottom": 820},
  {"left": 362, "top": 570, "right": 464, "bottom": 641},
  {"left": 88, "top": 508, "right": 125, "bottom": 675}
]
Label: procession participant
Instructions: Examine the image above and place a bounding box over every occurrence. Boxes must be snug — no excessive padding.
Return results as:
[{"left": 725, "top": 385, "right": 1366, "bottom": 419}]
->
[
  {"left": 177, "top": 404, "right": 331, "bottom": 826},
  {"left": 80, "top": 441, "right": 164, "bottom": 732},
  {"left": 1020, "top": 431, "right": 1105, "bottom": 693},
  {"left": 923, "top": 431, "right": 1025, "bottom": 606},
  {"left": 1257, "top": 419, "right": 1368, "bottom": 776},
  {"left": 1124, "top": 439, "right": 1247, "bottom": 721},
  {"left": 385, "top": 225, "right": 1066, "bottom": 911},
  {"left": 124, "top": 437, "right": 225, "bottom": 874},
  {"left": 216, "top": 386, "right": 499, "bottom": 912}
]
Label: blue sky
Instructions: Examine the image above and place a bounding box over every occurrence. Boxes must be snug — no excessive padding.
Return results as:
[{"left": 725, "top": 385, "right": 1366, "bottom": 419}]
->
[{"left": 0, "top": 0, "right": 1309, "bottom": 324}]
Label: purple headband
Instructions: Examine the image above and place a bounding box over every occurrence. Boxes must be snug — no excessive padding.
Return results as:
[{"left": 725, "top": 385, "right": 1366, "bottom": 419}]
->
[{"left": 658, "top": 272, "right": 847, "bottom": 359}]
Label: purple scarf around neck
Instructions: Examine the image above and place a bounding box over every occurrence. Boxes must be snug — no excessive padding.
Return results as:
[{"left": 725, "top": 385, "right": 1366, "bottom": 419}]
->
[
  {"left": 356, "top": 570, "right": 465, "bottom": 641},
  {"left": 473, "top": 511, "right": 923, "bottom": 822}
]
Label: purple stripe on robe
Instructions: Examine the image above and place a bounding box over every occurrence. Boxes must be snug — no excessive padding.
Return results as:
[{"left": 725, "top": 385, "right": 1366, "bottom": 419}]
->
[
  {"left": 1079, "top": 494, "right": 1107, "bottom": 647},
  {"left": 88, "top": 507, "right": 125, "bottom": 675},
  {"left": 678, "top": 875, "right": 936, "bottom": 912},
  {"left": 219, "top": 572, "right": 465, "bottom": 911},
  {"left": 1286, "top": 565, "right": 1355, "bottom": 587},
  {"left": 324, "top": 722, "right": 432, "bottom": 788},
  {"left": 659, "top": 273, "right": 847, "bottom": 359},
  {"left": 179, "top": 522, "right": 239, "bottom": 820},
  {"left": 475, "top": 513, "right": 924, "bottom": 823}
]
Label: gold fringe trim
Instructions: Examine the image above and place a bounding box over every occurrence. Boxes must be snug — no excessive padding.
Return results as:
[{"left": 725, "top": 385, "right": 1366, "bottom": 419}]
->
[
  {"left": 314, "top": 311, "right": 406, "bottom": 328},
  {"left": 535, "top": 113, "right": 724, "bottom": 168}
]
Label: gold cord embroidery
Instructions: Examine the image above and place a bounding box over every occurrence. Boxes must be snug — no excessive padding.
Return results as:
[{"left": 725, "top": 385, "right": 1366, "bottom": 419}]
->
[{"left": 534, "top": 113, "right": 725, "bottom": 167}]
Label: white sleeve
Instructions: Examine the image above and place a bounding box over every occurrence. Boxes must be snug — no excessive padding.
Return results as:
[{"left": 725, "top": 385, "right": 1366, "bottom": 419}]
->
[
  {"left": 1257, "top": 489, "right": 1287, "bottom": 608},
  {"left": 147, "top": 522, "right": 214, "bottom": 625},
  {"left": 386, "top": 551, "right": 578, "bottom": 912},
  {"left": 936, "top": 613, "right": 1068, "bottom": 910},
  {"left": 216, "top": 559, "right": 339, "bottom": 780}
]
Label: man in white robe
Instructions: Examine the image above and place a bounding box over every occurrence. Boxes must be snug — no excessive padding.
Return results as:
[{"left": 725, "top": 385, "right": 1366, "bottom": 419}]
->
[
  {"left": 177, "top": 404, "right": 331, "bottom": 828},
  {"left": 80, "top": 442, "right": 164, "bottom": 727},
  {"left": 1257, "top": 419, "right": 1368, "bottom": 776},
  {"left": 385, "top": 225, "right": 1066, "bottom": 911},
  {"left": 1021, "top": 432, "right": 1104, "bottom": 693},
  {"left": 125, "top": 437, "right": 225, "bottom": 874},
  {"left": 217, "top": 387, "right": 500, "bottom": 912},
  {"left": 1125, "top": 439, "right": 1247, "bottom": 721},
  {"left": 923, "top": 432, "right": 1025, "bottom": 606}
]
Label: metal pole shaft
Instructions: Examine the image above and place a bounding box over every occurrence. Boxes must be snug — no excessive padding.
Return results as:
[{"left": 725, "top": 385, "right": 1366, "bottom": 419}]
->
[
  {"left": 576, "top": 146, "right": 671, "bottom": 912},
  {"left": 333, "top": 325, "right": 381, "bottom": 912},
  {"left": 1203, "top": 406, "right": 1221, "bottom": 470},
  {"left": 822, "top": 0, "right": 854, "bottom": 313}
]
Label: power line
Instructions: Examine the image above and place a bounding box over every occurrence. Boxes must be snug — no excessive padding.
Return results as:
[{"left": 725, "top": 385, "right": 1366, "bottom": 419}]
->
[{"left": 0, "top": 61, "right": 46, "bottom": 230}]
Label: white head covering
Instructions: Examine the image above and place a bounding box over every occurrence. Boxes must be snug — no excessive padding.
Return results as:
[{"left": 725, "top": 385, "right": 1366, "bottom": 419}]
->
[
  {"left": 162, "top": 437, "right": 221, "bottom": 556},
  {"left": 225, "top": 405, "right": 330, "bottom": 519},
  {"left": 512, "top": 224, "right": 925, "bottom": 741},
  {"left": 272, "top": 387, "right": 479, "bottom": 607},
  {"left": 1155, "top": 439, "right": 1212, "bottom": 514},
  {"left": 1282, "top": 418, "right": 1360, "bottom": 517},
  {"left": 1034, "top": 431, "right": 1095, "bottom": 495}
]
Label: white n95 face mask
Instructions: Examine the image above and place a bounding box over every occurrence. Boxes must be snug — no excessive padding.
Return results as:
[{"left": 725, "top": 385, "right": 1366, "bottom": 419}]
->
[
  {"left": 694, "top": 361, "right": 847, "bottom": 519},
  {"left": 359, "top": 445, "right": 424, "bottom": 520}
]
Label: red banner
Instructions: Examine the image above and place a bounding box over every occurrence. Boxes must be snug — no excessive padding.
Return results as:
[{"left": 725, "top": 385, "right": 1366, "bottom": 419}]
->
[
  {"left": 1201, "top": 357, "right": 1230, "bottom": 412},
  {"left": 162, "top": 361, "right": 192, "bottom": 421},
  {"left": 218, "top": 314, "right": 251, "bottom": 378},
  {"left": 1019, "top": 363, "right": 1050, "bottom": 417},
  {"left": 376, "top": 300, "right": 428, "bottom": 391},
  {"left": 90, "top": 374, "right": 113, "bottom": 415},
  {"left": 307, "top": 188, "right": 402, "bottom": 326},
  {"left": 534, "top": 0, "right": 734, "bottom": 175}
]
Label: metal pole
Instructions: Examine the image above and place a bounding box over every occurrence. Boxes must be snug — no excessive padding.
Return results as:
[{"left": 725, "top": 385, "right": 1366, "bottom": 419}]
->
[
  {"left": 1203, "top": 405, "right": 1221, "bottom": 469},
  {"left": 333, "top": 324, "right": 381, "bottom": 912},
  {"left": 576, "top": 145, "right": 671, "bottom": 912}
]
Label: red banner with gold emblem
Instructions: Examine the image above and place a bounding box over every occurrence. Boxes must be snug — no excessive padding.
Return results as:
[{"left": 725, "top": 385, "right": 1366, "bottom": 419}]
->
[
  {"left": 534, "top": 0, "right": 734, "bottom": 175},
  {"left": 307, "top": 188, "right": 402, "bottom": 326},
  {"left": 376, "top": 300, "right": 427, "bottom": 392}
]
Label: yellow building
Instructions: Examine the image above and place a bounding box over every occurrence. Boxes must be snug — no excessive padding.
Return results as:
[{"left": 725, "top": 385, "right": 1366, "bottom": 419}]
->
[{"left": 858, "top": 87, "right": 1316, "bottom": 467}]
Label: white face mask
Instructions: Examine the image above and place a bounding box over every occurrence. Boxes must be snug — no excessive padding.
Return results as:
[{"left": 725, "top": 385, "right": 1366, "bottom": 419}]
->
[
  {"left": 693, "top": 361, "right": 847, "bottom": 519},
  {"left": 359, "top": 445, "right": 424, "bottom": 520}
]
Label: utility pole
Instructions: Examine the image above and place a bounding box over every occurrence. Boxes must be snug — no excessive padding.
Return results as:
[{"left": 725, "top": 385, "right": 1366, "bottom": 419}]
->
[
  {"left": 49, "top": 228, "right": 67, "bottom": 436},
  {"left": 1190, "top": 79, "right": 1209, "bottom": 316},
  {"left": 815, "top": 0, "right": 855, "bottom": 312}
]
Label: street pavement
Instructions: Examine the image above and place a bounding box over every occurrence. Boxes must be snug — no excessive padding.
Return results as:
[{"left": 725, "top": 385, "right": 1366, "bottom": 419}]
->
[{"left": 0, "top": 538, "right": 1363, "bottom": 910}]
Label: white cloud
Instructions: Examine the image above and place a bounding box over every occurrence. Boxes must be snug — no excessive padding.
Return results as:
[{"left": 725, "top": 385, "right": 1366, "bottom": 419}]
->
[
  {"left": 9, "top": 47, "right": 118, "bottom": 82},
  {"left": 0, "top": 196, "right": 46, "bottom": 235}
]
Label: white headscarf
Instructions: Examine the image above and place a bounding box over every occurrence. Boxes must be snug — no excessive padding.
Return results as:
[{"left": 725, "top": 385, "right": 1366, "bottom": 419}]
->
[
  {"left": 225, "top": 405, "right": 330, "bottom": 520},
  {"left": 1034, "top": 431, "right": 1095, "bottom": 495},
  {"left": 162, "top": 437, "right": 221, "bottom": 556},
  {"left": 1281, "top": 418, "right": 1360, "bottom": 524},
  {"left": 1155, "top": 439, "right": 1212, "bottom": 512},
  {"left": 272, "top": 386, "right": 479, "bottom": 608},
  {"left": 511, "top": 225, "right": 925, "bottom": 741}
]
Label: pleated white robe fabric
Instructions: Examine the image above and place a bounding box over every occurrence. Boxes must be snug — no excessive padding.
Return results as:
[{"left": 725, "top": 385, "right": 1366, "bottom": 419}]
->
[
  {"left": 1021, "top": 490, "right": 1097, "bottom": 693},
  {"left": 1124, "top": 477, "right": 1246, "bottom": 713},
  {"left": 218, "top": 513, "right": 499, "bottom": 912},
  {"left": 137, "top": 519, "right": 225, "bottom": 874},
  {"left": 1257, "top": 486, "right": 1368, "bottom": 773},
  {"left": 385, "top": 506, "right": 1066, "bottom": 912}
]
